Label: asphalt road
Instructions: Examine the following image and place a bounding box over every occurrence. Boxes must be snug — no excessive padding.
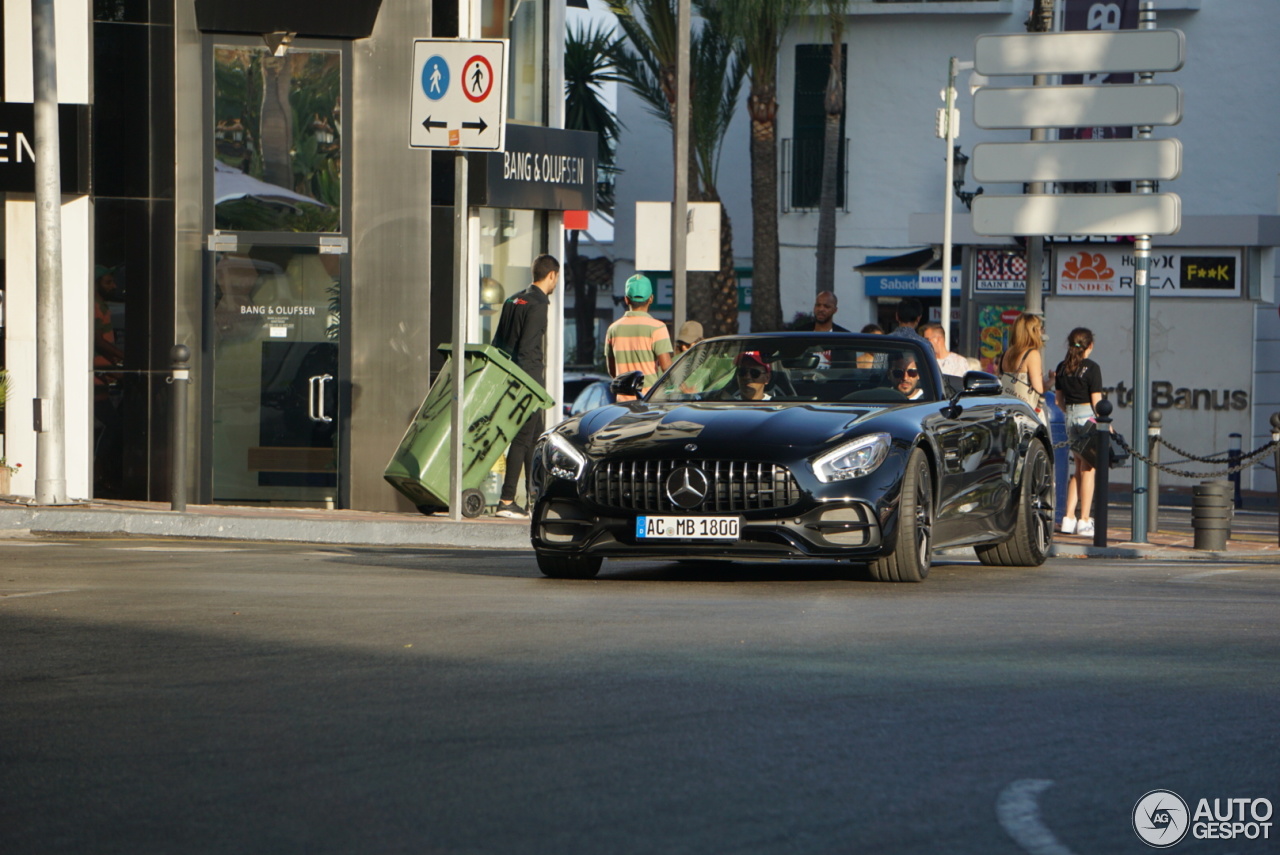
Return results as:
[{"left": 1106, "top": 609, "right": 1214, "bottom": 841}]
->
[{"left": 2, "top": 537, "right": 1277, "bottom": 855}]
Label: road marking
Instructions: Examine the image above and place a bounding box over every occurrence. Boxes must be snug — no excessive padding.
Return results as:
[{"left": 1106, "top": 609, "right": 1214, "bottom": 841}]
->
[
  {"left": 1169, "top": 567, "right": 1249, "bottom": 583},
  {"left": 997, "top": 779, "right": 1077, "bottom": 855},
  {"left": 109, "top": 546, "right": 242, "bottom": 553},
  {"left": 0, "top": 589, "right": 78, "bottom": 599}
]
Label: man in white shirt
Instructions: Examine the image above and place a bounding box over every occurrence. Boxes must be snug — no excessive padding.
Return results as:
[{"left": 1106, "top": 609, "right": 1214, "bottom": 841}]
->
[{"left": 920, "top": 322, "right": 971, "bottom": 377}]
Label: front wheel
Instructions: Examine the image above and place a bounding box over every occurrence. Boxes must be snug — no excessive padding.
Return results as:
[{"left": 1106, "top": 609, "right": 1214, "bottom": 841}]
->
[
  {"left": 869, "top": 447, "right": 933, "bottom": 582},
  {"left": 976, "top": 440, "right": 1053, "bottom": 567},
  {"left": 536, "top": 552, "right": 602, "bottom": 579}
]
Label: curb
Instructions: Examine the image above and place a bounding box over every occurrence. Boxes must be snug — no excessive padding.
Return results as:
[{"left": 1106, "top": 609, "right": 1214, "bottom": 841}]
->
[{"left": 0, "top": 506, "right": 532, "bottom": 550}]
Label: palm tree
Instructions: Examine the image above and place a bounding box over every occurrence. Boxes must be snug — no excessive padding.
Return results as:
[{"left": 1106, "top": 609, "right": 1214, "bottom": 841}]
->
[
  {"left": 715, "top": 0, "right": 803, "bottom": 332},
  {"left": 815, "top": 0, "right": 848, "bottom": 296},
  {"left": 565, "top": 21, "right": 624, "bottom": 365},
  {"left": 608, "top": 0, "right": 746, "bottom": 337}
]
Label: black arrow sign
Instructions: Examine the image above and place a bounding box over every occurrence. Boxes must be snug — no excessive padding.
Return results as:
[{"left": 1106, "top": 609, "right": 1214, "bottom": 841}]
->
[
  {"left": 461, "top": 117, "right": 489, "bottom": 134},
  {"left": 421, "top": 116, "right": 446, "bottom": 132}
]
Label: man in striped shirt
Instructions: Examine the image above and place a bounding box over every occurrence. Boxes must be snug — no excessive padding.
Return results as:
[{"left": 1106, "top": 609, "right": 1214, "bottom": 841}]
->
[{"left": 605, "top": 274, "right": 673, "bottom": 400}]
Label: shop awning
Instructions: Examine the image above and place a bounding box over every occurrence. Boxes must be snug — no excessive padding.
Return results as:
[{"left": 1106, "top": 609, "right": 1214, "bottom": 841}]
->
[{"left": 853, "top": 248, "right": 936, "bottom": 273}]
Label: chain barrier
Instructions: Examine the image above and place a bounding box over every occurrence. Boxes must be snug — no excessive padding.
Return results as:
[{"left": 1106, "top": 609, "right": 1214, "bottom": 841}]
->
[{"left": 1110, "top": 432, "right": 1280, "bottom": 479}]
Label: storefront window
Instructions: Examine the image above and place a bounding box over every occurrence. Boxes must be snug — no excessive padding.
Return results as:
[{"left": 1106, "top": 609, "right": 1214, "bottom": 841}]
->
[
  {"left": 478, "top": 208, "right": 543, "bottom": 343},
  {"left": 480, "top": 0, "right": 545, "bottom": 124},
  {"left": 213, "top": 45, "right": 343, "bottom": 233}
]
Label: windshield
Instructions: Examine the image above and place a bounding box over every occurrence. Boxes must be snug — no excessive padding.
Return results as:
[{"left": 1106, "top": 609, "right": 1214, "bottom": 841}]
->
[{"left": 647, "top": 336, "right": 938, "bottom": 405}]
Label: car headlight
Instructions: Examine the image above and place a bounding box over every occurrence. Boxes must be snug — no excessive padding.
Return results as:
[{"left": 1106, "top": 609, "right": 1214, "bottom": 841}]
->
[
  {"left": 811, "top": 433, "right": 891, "bottom": 483},
  {"left": 544, "top": 432, "right": 587, "bottom": 481}
]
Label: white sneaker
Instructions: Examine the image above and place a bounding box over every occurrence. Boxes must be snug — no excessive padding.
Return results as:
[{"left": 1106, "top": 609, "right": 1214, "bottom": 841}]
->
[
  {"left": 1076, "top": 519, "right": 1095, "bottom": 536},
  {"left": 1060, "top": 517, "right": 1077, "bottom": 534}
]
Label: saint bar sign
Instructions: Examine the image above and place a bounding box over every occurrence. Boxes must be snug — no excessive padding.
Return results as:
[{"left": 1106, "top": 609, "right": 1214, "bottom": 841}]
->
[
  {"left": 468, "top": 124, "right": 596, "bottom": 211},
  {"left": 0, "top": 103, "right": 91, "bottom": 196}
]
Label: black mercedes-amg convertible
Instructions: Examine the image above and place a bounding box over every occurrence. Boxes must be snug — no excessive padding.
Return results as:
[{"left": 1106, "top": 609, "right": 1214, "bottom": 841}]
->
[{"left": 529, "top": 333, "right": 1053, "bottom": 582}]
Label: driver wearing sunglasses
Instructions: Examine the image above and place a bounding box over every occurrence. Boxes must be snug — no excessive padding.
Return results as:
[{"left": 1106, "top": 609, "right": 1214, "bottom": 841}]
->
[
  {"left": 731, "top": 350, "right": 773, "bottom": 401},
  {"left": 890, "top": 355, "right": 924, "bottom": 400}
]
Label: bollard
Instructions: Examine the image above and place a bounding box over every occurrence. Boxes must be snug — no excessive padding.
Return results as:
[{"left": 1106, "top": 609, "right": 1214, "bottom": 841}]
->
[
  {"left": 1272, "top": 413, "right": 1280, "bottom": 548},
  {"left": 169, "top": 344, "right": 190, "bottom": 512},
  {"left": 1094, "top": 398, "right": 1112, "bottom": 548},
  {"left": 1228, "top": 432, "right": 1242, "bottom": 509},
  {"left": 1147, "top": 409, "right": 1161, "bottom": 535},
  {"left": 1191, "top": 480, "right": 1232, "bottom": 551},
  {"left": 1049, "top": 398, "right": 1069, "bottom": 529}
]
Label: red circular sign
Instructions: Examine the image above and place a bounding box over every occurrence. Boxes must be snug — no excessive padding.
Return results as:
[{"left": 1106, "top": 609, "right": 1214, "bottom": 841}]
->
[
  {"left": 462, "top": 55, "right": 494, "bottom": 103},
  {"left": 1000, "top": 309, "right": 1022, "bottom": 325}
]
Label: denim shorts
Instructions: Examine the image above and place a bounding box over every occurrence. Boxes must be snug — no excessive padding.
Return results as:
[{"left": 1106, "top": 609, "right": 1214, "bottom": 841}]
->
[{"left": 1065, "top": 403, "right": 1095, "bottom": 444}]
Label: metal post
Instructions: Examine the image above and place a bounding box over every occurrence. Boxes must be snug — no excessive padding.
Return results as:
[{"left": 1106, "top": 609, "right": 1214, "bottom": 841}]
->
[
  {"left": 1271, "top": 413, "right": 1280, "bottom": 547},
  {"left": 1129, "top": 0, "right": 1159, "bottom": 543},
  {"left": 671, "top": 0, "right": 691, "bottom": 332},
  {"left": 1228, "top": 432, "right": 1242, "bottom": 509},
  {"left": 1021, "top": 0, "right": 1053, "bottom": 317},
  {"left": 32, "top": 0, "right": 68, "bottom": 505},
  {"left": 1094, "top": 398, "right": 1112, "bottom": 548},
  {"left": 940, "top": 57, "right": 958, "bottom": 349},
  {"left": 449, "top": 152, "right": 469, "bottom": 522},
  {"left": 1146, "top": 408, "right": 1161, "bottom": 534},
  {"left": 169, "top": 345, "right": 190, "bottom": 511}
]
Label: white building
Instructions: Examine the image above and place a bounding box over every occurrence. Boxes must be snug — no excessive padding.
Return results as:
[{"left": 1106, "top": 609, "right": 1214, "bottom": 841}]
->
[{"left": 612, "top": 0, "right": 1280, "bottom": 491}]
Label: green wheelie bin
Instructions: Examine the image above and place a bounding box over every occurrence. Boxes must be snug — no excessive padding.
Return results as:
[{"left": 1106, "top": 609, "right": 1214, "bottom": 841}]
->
[{"left": 384, "top": 343, "right": 555, "bottom": 517}]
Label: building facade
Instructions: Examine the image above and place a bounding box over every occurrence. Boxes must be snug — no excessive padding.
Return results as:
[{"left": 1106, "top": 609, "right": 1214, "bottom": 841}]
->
[
  {"left": 610, "top": 0, "right": 1280, "bottom": 490},
  {"left": 1, "top": 0, "right": 588, "bottom": 510}
]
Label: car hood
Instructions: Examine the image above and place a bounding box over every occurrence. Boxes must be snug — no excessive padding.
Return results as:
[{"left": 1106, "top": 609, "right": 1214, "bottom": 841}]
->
[{"left": 574, "top": 402, "right": 886, "bottom": 458}]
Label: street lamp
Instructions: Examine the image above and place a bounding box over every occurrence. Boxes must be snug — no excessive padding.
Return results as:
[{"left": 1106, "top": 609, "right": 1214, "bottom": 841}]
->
[{"left": 951, "top": 146, "right": 982, "bottom": 211}]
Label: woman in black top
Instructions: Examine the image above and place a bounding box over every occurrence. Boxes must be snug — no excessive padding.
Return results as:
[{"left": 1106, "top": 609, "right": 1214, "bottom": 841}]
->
[{"left": 1054, "top": 328, "right": 1104, "bottom": 536}]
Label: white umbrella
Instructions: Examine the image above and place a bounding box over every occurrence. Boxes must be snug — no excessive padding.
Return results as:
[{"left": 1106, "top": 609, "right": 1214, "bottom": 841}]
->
[{"left": 214, "top": 159, "right": 328, "bottom": 208}]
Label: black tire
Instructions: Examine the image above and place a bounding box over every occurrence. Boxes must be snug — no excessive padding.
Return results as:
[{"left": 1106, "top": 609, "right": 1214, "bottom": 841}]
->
[
  {"left": 976, "top": 440, "right": 1053, "bottom": 567},
  {"left": 869, "top": 447, "right": 933, "bottom": 582},
  {"left": 461, "top": 488, "right": 486, "bottom": 518},
  {"left": 536, "top": 552, "right": 603, "bottom": 579},
  {"left": 415, "top": 504, "right": 446, "bottom": 516}
]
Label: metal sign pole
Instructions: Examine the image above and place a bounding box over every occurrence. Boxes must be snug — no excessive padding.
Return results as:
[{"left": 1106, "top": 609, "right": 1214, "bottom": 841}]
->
[
  {"left": 940, "top": 57, "right": 957, "bottom": 348},
  {"left": 1130, "top": 0, "right": 1158, "bottom": 542},
  {"left": 449, "top": 152, "right": 469, "bottom": 521}
]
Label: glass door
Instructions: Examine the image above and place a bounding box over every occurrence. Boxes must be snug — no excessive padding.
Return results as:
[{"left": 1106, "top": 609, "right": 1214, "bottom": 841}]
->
[
  {"left": 205, "top": 37, "right": 349, "bottom": 505},
  {"left": 209, "top": 244, "right": 343, "bottom": 505}
]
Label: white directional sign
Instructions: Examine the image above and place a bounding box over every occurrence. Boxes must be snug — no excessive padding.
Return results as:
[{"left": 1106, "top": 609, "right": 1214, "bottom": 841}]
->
[
  {"left": 972, "top": 139, "right": 1182, "bottom": 183},
  {"left": 972, "top": 194, "right": 1181, "bottom": 237},
  {"left": 973, "top": 83, "right": 1182, "bottom": 129},
  {"left": 974, "top": 29, "right": 1185, "bottom": 76},
  {"left": 409, "top": 38, "right": 508, "bottom": 151}
]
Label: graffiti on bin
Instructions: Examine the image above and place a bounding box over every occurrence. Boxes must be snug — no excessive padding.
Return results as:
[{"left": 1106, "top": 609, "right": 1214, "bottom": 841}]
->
[{"left": 404, "top": 366, "right": 545, "bottom": 478}]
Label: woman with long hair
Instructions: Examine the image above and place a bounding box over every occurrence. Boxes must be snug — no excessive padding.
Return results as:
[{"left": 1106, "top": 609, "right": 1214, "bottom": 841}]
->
[
  {"left": 1055, "top": 327, "right": 1104, "bottom": 536},
  {"left": 999, "top": 313, "right": 1047, "bottom": 420}
]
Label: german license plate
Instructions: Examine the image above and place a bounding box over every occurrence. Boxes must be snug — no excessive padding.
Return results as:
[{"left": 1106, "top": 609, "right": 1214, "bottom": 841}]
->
[{"left": 636, "top": 516, "right": 740, "bottom": 540}]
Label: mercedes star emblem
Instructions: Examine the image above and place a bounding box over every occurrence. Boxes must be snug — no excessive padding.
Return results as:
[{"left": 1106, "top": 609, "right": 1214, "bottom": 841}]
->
[{"left": 666, "top": 465, "right": 709, "bottom": 509}]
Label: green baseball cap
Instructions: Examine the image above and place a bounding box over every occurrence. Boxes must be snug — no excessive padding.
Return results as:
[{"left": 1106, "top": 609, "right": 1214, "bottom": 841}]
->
[{"left": 625, "top": 274, "right": 654, "bottom": 302}]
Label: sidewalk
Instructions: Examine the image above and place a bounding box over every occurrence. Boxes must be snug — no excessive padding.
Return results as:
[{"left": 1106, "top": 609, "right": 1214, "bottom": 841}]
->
[{"left": 0, "top": 494, "right": 1276, "bottom": 561}]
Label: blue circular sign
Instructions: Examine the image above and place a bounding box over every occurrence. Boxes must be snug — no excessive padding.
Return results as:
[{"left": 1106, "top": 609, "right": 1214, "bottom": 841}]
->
[{"left": 421, "top": 55, "right": 449, "bottom": 101}]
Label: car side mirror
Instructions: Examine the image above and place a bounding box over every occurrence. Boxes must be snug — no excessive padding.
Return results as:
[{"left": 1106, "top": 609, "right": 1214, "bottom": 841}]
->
[
  {"left": 609, "top": 371, "right": 644, "bottom": 399},
  {"left": 961, "top": 371, "right": 1002, "bottom": 397}
]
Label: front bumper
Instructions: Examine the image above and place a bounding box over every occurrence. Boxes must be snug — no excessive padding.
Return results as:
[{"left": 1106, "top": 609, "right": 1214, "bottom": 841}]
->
[{"left": 532, "top": 496, "right": 888, "bottom": 561}]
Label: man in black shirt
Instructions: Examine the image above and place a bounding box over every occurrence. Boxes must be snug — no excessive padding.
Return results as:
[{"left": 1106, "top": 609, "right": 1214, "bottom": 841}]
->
[{"left": 491, "top": 254, "right": 559, "bottom": 518}]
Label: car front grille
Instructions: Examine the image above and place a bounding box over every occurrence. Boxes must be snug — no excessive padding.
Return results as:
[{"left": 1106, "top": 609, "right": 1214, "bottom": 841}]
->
[{"left": 589, "top": 459, "right": 802, "bottom": 514}]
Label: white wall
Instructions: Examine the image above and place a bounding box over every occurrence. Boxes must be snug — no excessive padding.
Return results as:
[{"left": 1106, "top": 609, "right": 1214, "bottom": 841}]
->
[{"left": 3, "top": 0, "right": 94, "bottom": 499}]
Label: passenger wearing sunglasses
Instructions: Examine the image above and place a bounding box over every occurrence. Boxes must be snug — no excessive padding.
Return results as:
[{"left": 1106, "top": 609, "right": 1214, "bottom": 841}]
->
[
  {"left": 730, "top": 351, "right": 773, "bottom": 401},
  {"left": 890, "top": 355, "right": 924, "bottom": 400}
]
